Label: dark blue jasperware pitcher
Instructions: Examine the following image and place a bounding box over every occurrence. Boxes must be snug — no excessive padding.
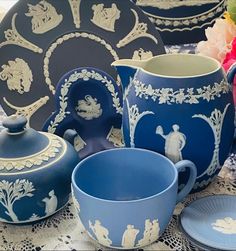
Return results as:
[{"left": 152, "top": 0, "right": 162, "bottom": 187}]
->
[{"left": 112, "top": 54, "right": 236, "bottom": 192}]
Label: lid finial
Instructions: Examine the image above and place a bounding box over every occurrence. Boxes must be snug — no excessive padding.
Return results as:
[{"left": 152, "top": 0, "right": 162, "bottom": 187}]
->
[{"left": 2, "top": 115, "right": 27, "bottom": 133}]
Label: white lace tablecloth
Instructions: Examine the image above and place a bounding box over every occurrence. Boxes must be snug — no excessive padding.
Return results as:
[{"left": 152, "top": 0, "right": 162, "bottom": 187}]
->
[{"left": 0, "top": 44, "right": 236, "bottom": 250}]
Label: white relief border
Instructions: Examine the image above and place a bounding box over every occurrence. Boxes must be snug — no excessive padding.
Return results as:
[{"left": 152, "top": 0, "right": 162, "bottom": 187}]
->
[
  {"left": 145, "top": 0, "right": 226, "bottom": 32},
  {"left": 133, "top": 78, "right": 230, "bottom": 104},
  {"left": 43, "top": 32, "right": 120, "bottom": 94},
  {"left": 47, "top": 69, "right": 122, "bottom": 133}
]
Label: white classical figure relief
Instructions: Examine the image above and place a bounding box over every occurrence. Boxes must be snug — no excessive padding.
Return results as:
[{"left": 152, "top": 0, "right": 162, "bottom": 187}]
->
[
  {"left": 76, "top": 95, "right": 103, "bottom": 120},
  {"left": 122, "top": 224, "right": 140, "bottom": 248},
  {"left": 91, "top": 3, "right": 120, "bottom": 32},
  {"left": 74, "top": 134, "right": 87, "bottom": 152},
  {"left": 89, "top": 220, "right": 112, "bottom": 247},
  {"left": 3, "top": 96, "right": 49, "bottom": 127},
  {"left": 0, "top": 179, "right": 35, "bottom": 222},
  {"left": 106, "top": 127, "right": 124, "bottom": 147},
  {"left": 156, "top": 124, "right": 186, "bottom": 163},
  {"left": 212, "top": 217, "right": 236, "bottom": 234},
  {"left": 132, "top": 48, "right": 153, "bottom": 60},
  {"left": 193, "top": 104, "right": 230, "bottom": 178},
  {"left": 42, "top": 190, "right": 58, "bottom": 216},
  {"left": 25, "top": 1, "right": 63, "bottom": 34},
  {"left": 126, "top": 99, "right": 154, "bottom": 148},
  {"left": 0, "top": 13, "right": 43, "bottom": 53},
  {"left": 68, "top": 0, "right": 81, "bottom": 28},
  {"left": 0, "top": 58, "right": 33, "bottom": 94},
  {"left": 137, "top": 219, "right": 160, "bottom": 247},
  {"left": 136, "top": 0, "right": 219, "bottom": 8},
  {"left": 117, "top": 9, "right": 158, "bottom": 48}
]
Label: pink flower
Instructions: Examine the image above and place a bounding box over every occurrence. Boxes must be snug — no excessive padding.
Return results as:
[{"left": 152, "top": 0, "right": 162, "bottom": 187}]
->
[
  {"left": 197, "top": 17, "right": 236, "bottom": 63},
  {"left": 223, "top": 37, "right": 236, "bottom": 103}
]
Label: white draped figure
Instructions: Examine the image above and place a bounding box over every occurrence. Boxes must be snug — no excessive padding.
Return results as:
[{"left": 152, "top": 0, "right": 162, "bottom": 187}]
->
[
  {"left": 137, "top": 219, "right": 152, "bottom": 246},
  {"left": 156, "top": 124, "right": 186, "bottom": 163},
  {"left": 137, "top": 219, "right": 160, "bottom": 247},
  {"left": 122, "top": 224, "right": 140, "bottom": 248},
  {"left": 89, "top": 220, "right": 112, "bottom": 247},
  {"left": 42, "top": 190, "right": 58, "bottom": 215}
]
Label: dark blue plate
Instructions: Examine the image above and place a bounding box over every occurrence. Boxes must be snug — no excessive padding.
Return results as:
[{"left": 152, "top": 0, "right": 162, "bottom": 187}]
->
[
  {"left": 43, "top": 67, "right": 123, "bottom": 159},
  {"left": 0, "top": 0, "right": 165, "bottom": 130},
  {"left": 133, "top": 0, "right": 226, "bottom": 45}
]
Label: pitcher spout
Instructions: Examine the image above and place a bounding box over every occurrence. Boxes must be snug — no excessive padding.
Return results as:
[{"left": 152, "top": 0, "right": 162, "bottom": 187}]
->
[{"left": 112, "top": 59, "right": 147, "bottom": 90}]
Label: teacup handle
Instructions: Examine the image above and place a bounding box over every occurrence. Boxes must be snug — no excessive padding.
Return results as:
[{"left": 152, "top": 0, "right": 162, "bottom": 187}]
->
[{"left": 175, "top": 160, "right": 197, "bottom": 204}]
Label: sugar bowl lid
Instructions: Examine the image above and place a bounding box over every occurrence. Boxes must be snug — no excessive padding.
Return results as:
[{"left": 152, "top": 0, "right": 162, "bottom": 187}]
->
[{"left": 0, "top": 115, "right": 67, "bottom": 173}]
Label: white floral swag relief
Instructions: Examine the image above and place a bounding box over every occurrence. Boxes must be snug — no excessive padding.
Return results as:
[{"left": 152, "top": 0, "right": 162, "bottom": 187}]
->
[
  {"left": 47, "top": 69, "right": 122, "bottom": 133},
  {"left": 43, "top": 32, "right": 119, "bottom": 94},
  {"left": 136, "top": 0, "right": 219, "bottom": 9},
  {"left": 0, "top": 133, "right": 63, "bottom": 171},
  {"left": 132, "top": 78, "right": 230, "bottom": 104},
  {"left": 146, "top": 0, "right": 226, "bottom": 33}
]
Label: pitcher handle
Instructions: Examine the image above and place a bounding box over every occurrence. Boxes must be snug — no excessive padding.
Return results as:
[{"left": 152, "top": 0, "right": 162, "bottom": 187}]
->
[
  {"left": 227, "top": 62, "right": 236, "bottom": 85},
  {"left": 227, "top": 63, "right": 236, "bottom": 152},
  {"left": 175, "top": 160, "right": 197, "bottom": 204}
]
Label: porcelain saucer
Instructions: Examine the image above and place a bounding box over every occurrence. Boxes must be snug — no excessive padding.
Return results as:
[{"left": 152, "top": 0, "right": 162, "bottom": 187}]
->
[{"left": 180, "top": 195, "right": 236, "bottom": 251}]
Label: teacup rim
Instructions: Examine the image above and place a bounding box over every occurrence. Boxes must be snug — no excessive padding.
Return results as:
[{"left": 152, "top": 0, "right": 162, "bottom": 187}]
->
[{"left": 71, "top": 148, "right": 178, "bottom": 204}]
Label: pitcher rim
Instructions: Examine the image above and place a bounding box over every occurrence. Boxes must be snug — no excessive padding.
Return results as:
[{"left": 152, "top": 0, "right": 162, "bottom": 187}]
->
[{"left": 113, "top": 53, "right": 222, "bottom": 79}]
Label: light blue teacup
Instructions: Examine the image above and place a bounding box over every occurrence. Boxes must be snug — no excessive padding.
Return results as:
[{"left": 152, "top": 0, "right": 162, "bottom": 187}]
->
[{"left": 72, "top": 148, "right": 197, "bottom": 249}]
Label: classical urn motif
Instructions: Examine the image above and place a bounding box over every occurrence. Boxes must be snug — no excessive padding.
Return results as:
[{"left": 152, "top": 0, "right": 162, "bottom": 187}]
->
[{"left": 0, "top": 115, "right": 79, "bottom": 223}]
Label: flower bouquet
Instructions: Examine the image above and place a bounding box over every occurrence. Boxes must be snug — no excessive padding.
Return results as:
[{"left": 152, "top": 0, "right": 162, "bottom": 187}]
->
[{"left": 197, "top": 0, "right": 236, "bottom": 102}]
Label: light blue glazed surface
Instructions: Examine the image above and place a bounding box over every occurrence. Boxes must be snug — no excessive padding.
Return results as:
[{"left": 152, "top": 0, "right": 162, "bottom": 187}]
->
[
  {"left": 72, "top": 148, "right": 196, "bottom": 249},
  {"left": 180, "top": 195, "right": 236, "bottom": 251}
]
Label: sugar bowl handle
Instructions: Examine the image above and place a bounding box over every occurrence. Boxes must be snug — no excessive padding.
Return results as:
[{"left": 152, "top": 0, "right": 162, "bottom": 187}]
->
[
  {"left": 175, "top": 160, "right": 197, "bottom": 204},
  {"left": 2, "top": 115, "right": 27, "bottom": 133},
  {"left": 63, "top": 129, "right": 77, "bottom": 145}
]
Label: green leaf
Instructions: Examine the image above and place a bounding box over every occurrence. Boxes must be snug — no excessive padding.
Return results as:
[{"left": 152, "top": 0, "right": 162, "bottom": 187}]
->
[{"left": 228, "top": 0, "right": 236, "bottom": 24}]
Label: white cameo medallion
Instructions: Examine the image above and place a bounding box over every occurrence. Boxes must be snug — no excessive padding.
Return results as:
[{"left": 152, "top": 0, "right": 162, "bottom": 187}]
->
[
  {"left": 91, "top": 3, "right": 121, "bottom": 32},
  {"left": 42, "top": 190, "right": 58, "bottom": 216},
  {"left": 89, "top": 220, "right": 112, "bottom": 247},
  {"left": 0, "top": 13, "right": 43, "bottom": 53},
  {"left": 76, "top": 95, "right": 103, "bottom": 120},
  {"left": 156, "top": 124, "right": 186, "bottom": 164},
  {"left": 3, "top": 96, "right": 49, "bottom": 127},
  {"left": 117, "top": 9, "right": 158, "bottom": 48},
  {"left": 68, "top": 0, "right": 81, "bottom": 29},
  {"left": 0, "top": 58, "right": 33, "bottom": 94},
  {"left": 0, "top": 179, "right": 35, "bottom": 222},
  {"left": 122, "top": 225, "right": 140, "bottom": 248},
  {"left": 193, "top": 104, "right": 230, "bottom": 179},
  {"left": 136, "top": 0, "right": 219, "bottom": 9},
  {"left": 132, "top": 48, "right": 153, "bottom": 60},
  {"left": 74, "top": 134, "right": 87, "bottom": 152},
  {"left": 212, "top": 217, "right": 236, "bottom": 234},
  {"left": 25, "top": 1, "right": 63, "bottom": 34},
  {"left": 106, "top": 127, "right": 124, "bottom": 147},
  {"left": 137, "top": 219, "right": 160, "bottom": 247}
]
